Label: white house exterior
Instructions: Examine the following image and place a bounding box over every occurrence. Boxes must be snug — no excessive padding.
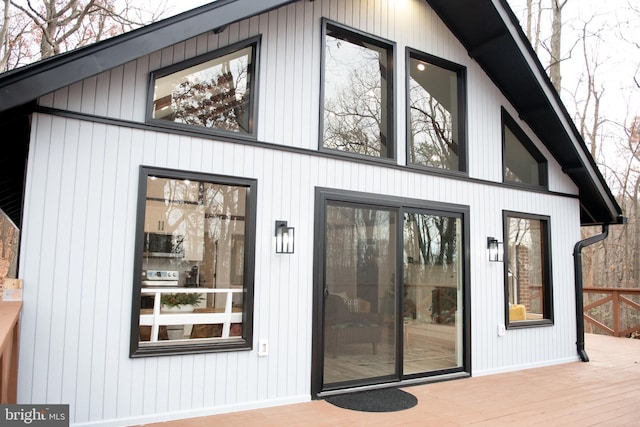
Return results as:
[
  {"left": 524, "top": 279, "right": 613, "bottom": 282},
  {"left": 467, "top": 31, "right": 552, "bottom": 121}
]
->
[{"left": 0, "top": 0, "right": 624, "bottom": 426}]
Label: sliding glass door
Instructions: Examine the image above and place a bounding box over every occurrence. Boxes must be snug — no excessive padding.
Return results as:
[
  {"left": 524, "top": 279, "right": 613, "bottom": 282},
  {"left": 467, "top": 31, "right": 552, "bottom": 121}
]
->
[
  {"left": 322, "top": 202, "right": 397, "bottom": 386},
  {"left": 402, "top": 211, "right": 463, "bottom": 375},
  {"left": 315, "top": 191, "right": 468, "bottom": 394}
]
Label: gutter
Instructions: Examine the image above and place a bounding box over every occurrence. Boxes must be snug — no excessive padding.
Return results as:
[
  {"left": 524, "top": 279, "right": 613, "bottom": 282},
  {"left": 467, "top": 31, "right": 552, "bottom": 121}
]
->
[{"left": 572, "top": 225, "right": 609, "bottom": 362}]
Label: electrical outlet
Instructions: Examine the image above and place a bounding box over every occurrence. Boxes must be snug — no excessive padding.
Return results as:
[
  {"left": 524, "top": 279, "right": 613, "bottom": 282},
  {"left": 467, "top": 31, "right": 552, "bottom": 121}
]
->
[
  {"left": 498, "top": 324, "right": 506, "bottom": 336},
  {"left": 258, "top": 339, "right": 268, "bottom": 356}
]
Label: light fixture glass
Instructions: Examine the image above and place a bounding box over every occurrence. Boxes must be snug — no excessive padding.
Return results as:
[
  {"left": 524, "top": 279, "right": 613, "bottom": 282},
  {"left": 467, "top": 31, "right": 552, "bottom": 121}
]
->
[
  {"left": 487, "top": 237, "right": 503, "bottom": 262},
  {"left": 275, "top": 220, "right": 295, "bottom": 254}
]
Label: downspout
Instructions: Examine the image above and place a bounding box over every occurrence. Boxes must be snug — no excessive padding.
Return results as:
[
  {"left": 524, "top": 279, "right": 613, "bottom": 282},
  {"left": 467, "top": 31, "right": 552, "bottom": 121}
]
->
[{"left": 573, "top": 225, "right": 608, "bottom": 362}]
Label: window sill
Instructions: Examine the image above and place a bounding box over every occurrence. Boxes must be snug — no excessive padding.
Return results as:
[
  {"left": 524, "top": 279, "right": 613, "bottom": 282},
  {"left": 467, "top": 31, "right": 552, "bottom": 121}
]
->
[{"left": 506, "top": 319, "right": 553, "bottom": 329}]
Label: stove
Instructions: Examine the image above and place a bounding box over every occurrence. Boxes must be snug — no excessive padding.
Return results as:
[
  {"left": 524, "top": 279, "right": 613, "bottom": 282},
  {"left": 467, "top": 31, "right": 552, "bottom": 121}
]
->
[{"left": 141, "top": 269, "right": 179, "bottom": 287}]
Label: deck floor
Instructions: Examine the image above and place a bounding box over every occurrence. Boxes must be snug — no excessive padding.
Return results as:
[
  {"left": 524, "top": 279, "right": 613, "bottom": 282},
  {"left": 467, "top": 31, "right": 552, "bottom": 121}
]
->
[{"left": 138, "top": 333, "right": 640, "bottom": 426}]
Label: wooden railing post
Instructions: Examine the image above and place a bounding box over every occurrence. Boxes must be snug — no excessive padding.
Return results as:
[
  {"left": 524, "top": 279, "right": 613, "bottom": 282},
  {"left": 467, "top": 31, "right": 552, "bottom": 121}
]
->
[
  {"left": 0, "top": 301, "right": 22, "bottom": 404},
  {"left": 612, "top": 290, "right": 620, "bottom": 337}
]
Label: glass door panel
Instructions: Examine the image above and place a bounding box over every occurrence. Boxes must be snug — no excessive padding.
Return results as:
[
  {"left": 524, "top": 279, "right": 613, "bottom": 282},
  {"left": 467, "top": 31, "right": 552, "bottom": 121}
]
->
[
  {"left": 322, "top": 203, "right": 397, "bottom": 387},
  {"left": 403, "top": 212, "right": 463, "bottom": 375}
]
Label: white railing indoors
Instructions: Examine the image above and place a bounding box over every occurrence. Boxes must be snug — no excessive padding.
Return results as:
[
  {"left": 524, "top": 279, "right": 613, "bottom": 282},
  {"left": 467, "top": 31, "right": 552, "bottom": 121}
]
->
[{"left": 139, "top": 288, "right": 243, "bottom": 342}]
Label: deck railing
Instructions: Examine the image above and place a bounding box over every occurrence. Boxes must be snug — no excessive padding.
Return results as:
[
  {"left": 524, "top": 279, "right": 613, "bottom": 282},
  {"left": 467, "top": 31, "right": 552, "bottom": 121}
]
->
[
  {"left": 583, "top": 287, "right": 640, "bottom": 337},
  {"left": 0, "top": 301, "right": 21, "bottom": 404}
]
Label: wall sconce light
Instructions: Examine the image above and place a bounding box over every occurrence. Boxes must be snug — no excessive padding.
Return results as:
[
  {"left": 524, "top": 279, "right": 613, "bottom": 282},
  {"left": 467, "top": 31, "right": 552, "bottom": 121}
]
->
[
  {"left": 487, "top": 237, "right": 503, "bottom": 262},
  {"left": 275, "top": 220, "right": 295, "bottom": 254}
]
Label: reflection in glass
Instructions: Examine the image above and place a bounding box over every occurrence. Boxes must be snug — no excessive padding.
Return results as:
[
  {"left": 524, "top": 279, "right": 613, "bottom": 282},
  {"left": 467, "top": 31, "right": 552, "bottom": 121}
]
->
[
  {"left": 152, "top": 46, "right": 254, "bottom": 133},
  {"left": 403, "top": 212, "right": 462, "bottom": 375},
  {"left": 138, "top": 176, "right": 248, "bottom": 346},
  {"left": 322, "top": 26, "right": 391, "bottom": 158},
  {"left": 323, "top": 203, "right": 396, "bottom": 385},
  {"left": 504, "top": 126, "right": 542, "bottom": 185},
  {"left": 506, "top": 216, "right": 546, "bottom": 322},
  {"left": 408, "top": 56, "right": 461, "bottom": 170}
]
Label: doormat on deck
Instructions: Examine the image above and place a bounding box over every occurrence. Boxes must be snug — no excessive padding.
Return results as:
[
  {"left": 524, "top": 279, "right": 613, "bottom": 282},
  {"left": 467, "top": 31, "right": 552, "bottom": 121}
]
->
[{"left": 325, "top": 388, "right": 418, "bottom": 412}]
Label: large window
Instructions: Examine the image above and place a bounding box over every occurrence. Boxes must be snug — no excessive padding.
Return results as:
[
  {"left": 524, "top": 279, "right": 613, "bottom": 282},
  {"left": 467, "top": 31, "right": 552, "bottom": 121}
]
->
[
  {"left": 147, "top": 37, "right": 260, "bottom": 136},
  {"left": 504, "top": 212, "right": 553, "bottom": 328},
  {"left": 130, "top": 167, "right": 256, "bottom": 357},
  {"left": 502, "top": 109, "right": 547, "bottom": 187},
  {"left": 321, "top": 20, "right": 395, "bottom": 159},
  {"left": 407, "top": 49, "right": 466, "bottom": 172}
]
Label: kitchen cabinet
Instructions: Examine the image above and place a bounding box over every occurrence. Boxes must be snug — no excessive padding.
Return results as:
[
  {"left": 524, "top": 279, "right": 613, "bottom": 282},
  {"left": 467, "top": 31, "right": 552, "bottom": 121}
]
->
[
  {"left": 144, "top": 200, "right": 181, "bottom": 233},
  {"left": 144, "top": 200, "right": 204, "bottom": 260}
]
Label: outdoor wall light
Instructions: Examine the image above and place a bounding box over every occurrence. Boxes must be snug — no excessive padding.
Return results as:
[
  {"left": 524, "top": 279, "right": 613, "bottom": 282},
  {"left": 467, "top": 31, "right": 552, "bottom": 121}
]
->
[
  {"left": 487, "top": 237, "right": 503, "bottom": 262},
  {"left": 275, "top": 220, "right": 295, "bottom": 254}
]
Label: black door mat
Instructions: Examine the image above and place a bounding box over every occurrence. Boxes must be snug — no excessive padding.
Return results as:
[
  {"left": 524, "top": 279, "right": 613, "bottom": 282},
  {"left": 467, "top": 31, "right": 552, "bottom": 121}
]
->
[{"left": 324, "top": 388, "right": 418, "bottom": 412}]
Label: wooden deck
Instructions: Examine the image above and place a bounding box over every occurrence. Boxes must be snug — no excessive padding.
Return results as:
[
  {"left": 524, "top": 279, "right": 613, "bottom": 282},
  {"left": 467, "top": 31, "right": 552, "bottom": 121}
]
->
[{"left": 139, "top": 333, "right": 640, "bottom": 426}]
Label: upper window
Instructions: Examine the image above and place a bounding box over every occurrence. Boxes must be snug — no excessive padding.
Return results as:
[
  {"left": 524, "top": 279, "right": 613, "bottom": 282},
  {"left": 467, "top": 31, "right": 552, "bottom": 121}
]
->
[
  {"left": 502, "top": 109, "right": 547, "bottom": 187},
  {"left": 407, "top": 50, "right": 466, "bottom": 172},
  {"left": 130, "top": 167, "right": 256, "bottom": 357},
  {"left": 321, "top": 20, "right": 395, "bottom": 159},
  {"left": 148, "top": 37, "right": 260, "bottom": 136},
  {"left": 504, "top": 212, "right": 553, "bottom": 328}
]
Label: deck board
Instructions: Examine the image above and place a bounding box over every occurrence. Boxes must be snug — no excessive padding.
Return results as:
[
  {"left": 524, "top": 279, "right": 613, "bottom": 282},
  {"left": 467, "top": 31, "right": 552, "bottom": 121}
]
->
[{"left": 137, "top": 333, "right": 640, "bottom": 426}]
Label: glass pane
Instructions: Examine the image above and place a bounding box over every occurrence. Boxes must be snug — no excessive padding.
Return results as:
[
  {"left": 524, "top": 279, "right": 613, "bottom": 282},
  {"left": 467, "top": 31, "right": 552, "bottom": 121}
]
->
[
  {"left": 323, "top": 203, "right": 396, "bottom": 385},
  {"left": 506, "top": 217, "right": 545, "bottom": 322},
  {"left": 403, "top": 212, "right": 463, "bottom": 374},
  {"left": 323, "top": 27, "right": 390, "bottom": 157},
  {"left": 139, "top": 176, "right": 247, "bottom": 346},
  {"left": 504, "top": 126, "right": 541, "bottom": 185},
  {"left": 152, "top": 46, "right": 253, "bottom": 133},
  {"left": 408, "top": 57, "right": 460, "bottom": 170}
]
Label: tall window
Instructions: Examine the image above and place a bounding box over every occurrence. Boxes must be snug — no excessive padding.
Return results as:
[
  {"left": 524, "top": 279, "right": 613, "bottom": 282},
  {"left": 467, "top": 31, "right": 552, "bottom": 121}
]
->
[
  {"left": 504, "top": 212, "right": 553, "bottom": 327},
  {"left": 407, "top": 49, "right": 466, "bottom": 172},
  {"left": 130, "top": 167, "right": 256, "bottom": 357},
  {"left": 147, "top": 37, "right": 260, "bottom": 136},
  {"left": 502, "top": 109, "right": 547, "bottom": 187},
  {"left": 321, "top": 20, "right": 395, "bottom": 159}
]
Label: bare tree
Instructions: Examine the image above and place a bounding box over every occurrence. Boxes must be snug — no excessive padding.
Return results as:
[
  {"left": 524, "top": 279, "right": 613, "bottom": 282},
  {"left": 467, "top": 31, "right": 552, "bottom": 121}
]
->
[
  {"left": 1, "top": 0, "right": 169, "bottom": 71},
  {"left": 549, "top": 0, "right": 569, "bottom": 91}
]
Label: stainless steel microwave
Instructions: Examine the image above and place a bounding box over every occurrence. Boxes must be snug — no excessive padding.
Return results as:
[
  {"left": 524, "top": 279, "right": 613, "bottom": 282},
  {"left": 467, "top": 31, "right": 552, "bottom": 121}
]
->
[{"left": 143, "top": 232, "right": 184, "bottom": 257}]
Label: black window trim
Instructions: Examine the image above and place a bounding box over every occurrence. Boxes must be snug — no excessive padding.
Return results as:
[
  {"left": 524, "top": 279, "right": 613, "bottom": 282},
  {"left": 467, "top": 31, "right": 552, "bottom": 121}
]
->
[
  {"left": 129, "top": 165, "right": 257, "bottom": 357},
  {"left": 501, "top": 108, "right": 548, "bottom": 189},
  {"left": 405, "top": 47, "right": 468, "bottom": 175},
  {"left": 502, "top": 210, "right": 554, "bottom": 329},
  {"left": 145, "top": 35, "right": 262, "bottom": 140},
  {"left": 319, "top": 18, "right": 396, "bottom": 162}
]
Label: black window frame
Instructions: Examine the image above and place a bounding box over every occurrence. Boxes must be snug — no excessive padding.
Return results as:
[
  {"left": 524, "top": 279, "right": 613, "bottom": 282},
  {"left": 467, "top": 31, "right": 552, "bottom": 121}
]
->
[
  {"left": 503, "top": 210, "right": 554, "bottom": 329},
  {"left": 146, "top": 36, "right": 261, "bottom": 139},
  {"left": 405, "top": 48, "right": 468, "bottom": 175},
  {"left": 129, "top": 166, "right": 257, "bottom": 357},
  {"left": 319, "top": 18, "right": 396, "bottom": 162},
  {"left": 502, "top": 108, "right": 548, "bottom": 189}
]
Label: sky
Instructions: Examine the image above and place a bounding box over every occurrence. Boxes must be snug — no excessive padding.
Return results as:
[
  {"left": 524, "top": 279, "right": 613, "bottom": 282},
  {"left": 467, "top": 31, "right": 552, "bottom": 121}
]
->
[{"left": 165, "top": 0, "right": 214, "bottom": 16}]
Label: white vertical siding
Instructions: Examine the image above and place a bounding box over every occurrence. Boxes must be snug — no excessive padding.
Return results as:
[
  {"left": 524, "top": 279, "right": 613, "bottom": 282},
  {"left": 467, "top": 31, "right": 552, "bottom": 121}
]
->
[{"left": 21, "top": 0, "right": 585, "bottom": 425}]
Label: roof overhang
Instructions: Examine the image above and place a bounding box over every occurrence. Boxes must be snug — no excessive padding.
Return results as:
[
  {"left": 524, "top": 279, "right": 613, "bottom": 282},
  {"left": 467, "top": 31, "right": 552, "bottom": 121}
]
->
[{"left": 0, "top": 0, "right": 624, "bottom": 227}]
